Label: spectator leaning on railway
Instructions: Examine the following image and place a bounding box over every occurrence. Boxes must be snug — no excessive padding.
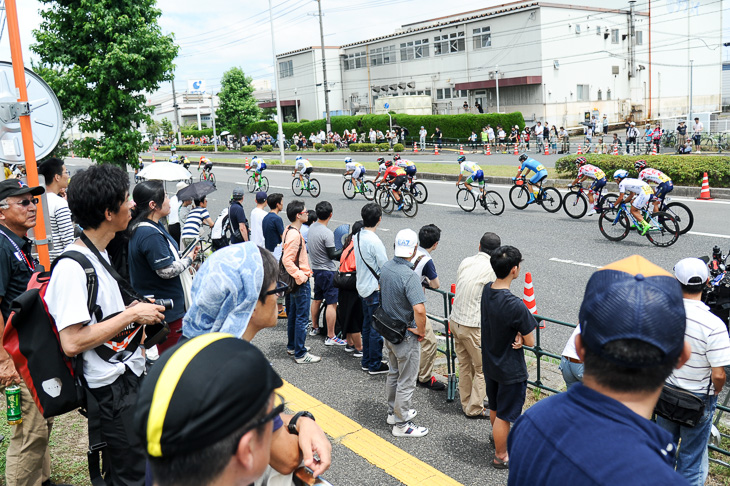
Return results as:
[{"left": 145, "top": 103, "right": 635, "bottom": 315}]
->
[
  {"left": 656, "top": 258, "right": 730, "bottom": 486},
  {"left": 449, "top": 232, "right": 501, "bottom": 418},
  {"left": 559, "top": 126, "right": 569, "bottom": 154},
  {"left": 508, "top": 255, "right": 692, "bottom": 485}
]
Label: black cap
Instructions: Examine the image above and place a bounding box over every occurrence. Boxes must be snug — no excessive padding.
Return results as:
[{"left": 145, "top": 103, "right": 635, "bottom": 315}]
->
[
  {"left": 134, "top": 333, "right": 283, "bottom": 458},
  {"left": 0, "top": 179, "right": 44, "bottom": 201}
]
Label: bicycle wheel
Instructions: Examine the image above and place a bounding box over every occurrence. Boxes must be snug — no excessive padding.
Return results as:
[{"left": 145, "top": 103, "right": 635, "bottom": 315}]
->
[
  {"left": 597, "top": 193, "right": 619, "bottom": 212},
  {"left": 509, "top": 185, "right": 530, "bottom": 210},
  {"left": 199, "top": 172, "right": 206, "bottom": 182},
  {"left": 539, "top": 187, "right": 562, "bottom": 213},
  {"left": 646, "top": 211, "right": 679, "bottom": 247},
  {"left": 208, "top": 173, "right": 216, "bottom": 186},
  {"left": 260, "top": 176, "right": 269, "bottom": 192},
  {"left": 374, "top": 185, "right": 386, "bottom": 203},
  {"left": 599, "top": 208, "right": 631, "bottom": 241},
  {"left": 700, "top": 137, "right": 715, "bottom": 152},
  {"left": 362, "top": 181, "right": 376, "bottom": 201},
  {"left": 292, "top": 178, "right": 303, "bottom": 196},
  {"left": 410, "top": 182, "right": 428, "bottom": 204},
  {"left": 402, "top": 193, "right": 418, "bottom": 218},
  {"left": 247, "top": 176, "right": 256, "bottom": 193},
  {"left": 483, "top": 191, "right": 505, "bottom": 216},
  {"left": 342, "top": 179, "right": 356, "bottom": 199},
  {"left": 456, "top": 188, "right": 476, "bottom": 212},
  {"left": 562, "top": 191, "right": 588, "bottom": 219},
  {"left": 378, "top": 190, "right": 393, "bottom": 214},
  {"left": 663, "top": 202, "right": 693, "bottom": 235},
  {"left": 309, "top": 178, "right": 320, "bottom": 198}
]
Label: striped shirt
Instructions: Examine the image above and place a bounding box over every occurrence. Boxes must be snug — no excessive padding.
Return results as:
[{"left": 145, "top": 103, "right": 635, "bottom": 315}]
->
[
  {"left": 46, "top": 192, "right": 75, "bottom": 262},
  {"left": 449, "top": 252, "right": 497, "bottom": 328},
  {"left": 181, "top": 207, "right": 210, "bottom": 239},
  {"left": 666, "top": 299, "right": 730, "bottom": 394}
]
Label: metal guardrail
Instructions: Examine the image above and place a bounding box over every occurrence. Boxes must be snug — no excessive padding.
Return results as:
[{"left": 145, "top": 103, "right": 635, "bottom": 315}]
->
[{"left": 423, "top": 287, "right": 457, "bottom": 402}]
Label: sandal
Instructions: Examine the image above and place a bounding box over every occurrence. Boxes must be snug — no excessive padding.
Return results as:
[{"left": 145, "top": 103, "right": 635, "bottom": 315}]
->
[
  {"left": 492, "top": 457, "right": 509, "bottom": 470},
  {"left": 466, "top": 408, "right": 489, "bottom": 419}
]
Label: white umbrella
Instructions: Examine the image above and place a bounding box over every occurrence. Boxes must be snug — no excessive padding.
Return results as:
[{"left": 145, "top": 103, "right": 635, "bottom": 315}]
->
[{"left": 137, "top": 162, "right": 192, "bottom": 182}]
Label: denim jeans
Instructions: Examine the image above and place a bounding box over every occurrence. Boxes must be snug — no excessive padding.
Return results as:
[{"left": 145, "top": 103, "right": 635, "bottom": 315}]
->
[
  {"left": 286, "top": 280, "right": 311, "bottom": 359},
  {"left": 361, "top": 291, "right": 383, "bottom": 371},
  {"left": 656, "top": 391, "right": 718, "bottom": 486},
  {"left": 558, "top": 356, "right": 584, "bottom": 390}
]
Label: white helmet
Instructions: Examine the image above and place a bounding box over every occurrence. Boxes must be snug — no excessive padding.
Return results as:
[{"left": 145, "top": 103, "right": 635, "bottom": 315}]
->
[
  {"left": 296, "top": 156, "right": 303, "bottom": 161},
  {"left": 344, "top": 157, "right": 352, "bottom": 164}
]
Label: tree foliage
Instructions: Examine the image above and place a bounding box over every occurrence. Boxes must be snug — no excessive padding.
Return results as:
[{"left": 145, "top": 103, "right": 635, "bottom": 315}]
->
[
  {"left": 217, "top": 67, "right": 261, "bottom": 138},
  {"left": 31, "top": 0, "right": 178, "bottom": 167}
]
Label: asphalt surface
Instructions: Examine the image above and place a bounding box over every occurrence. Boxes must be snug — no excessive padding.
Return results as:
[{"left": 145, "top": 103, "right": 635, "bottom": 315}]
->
[{"left": 66, "top": 159, "right": 730, "bottom": 485}]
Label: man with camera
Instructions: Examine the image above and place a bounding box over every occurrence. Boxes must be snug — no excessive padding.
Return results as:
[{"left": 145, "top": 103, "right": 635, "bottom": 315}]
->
[{"left": 46, "top": 164, "right": 165, "bottom": 483}]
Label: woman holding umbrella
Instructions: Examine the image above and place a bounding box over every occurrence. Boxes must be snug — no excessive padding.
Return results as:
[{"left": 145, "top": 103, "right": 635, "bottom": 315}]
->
[{"left": 128, "top": 181, "right": 197, "bottom": 352}]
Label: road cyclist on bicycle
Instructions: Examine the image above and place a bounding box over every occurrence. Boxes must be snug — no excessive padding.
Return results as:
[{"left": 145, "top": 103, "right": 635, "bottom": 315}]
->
[
  {"left": 394, "top": 154, "right": 417, "bottom": 179},
  {"left": 199, "top": 156, "right": 213, "bottom": 174},
  {"left": 249, "top": 155, "right": 267, "bottom": 184},
  {"left": 635, "top": 160, "right": 673, "bottom": 213},
  {"left": 344, "top": 156, "right": 365, "bottom": 183},
  {"left": 513, "top": 153, "right": 548, "bottom": 204},
  {"left": 293, "top": 156, "right": 314, "bottom": 186},
  {"left": 569, "top": 156, "right": 607, "bottom": 216},
  {"left": 169, "top": 154, "right": 180, "bottom": 164},
  {"left": 612, "top": 169, "right": 654, "bottom": 236},
  {"left": 373, "top": 157, "right": 388, "bottom": 184},
  {"left": 381, "top": 160, "right": 408, "bottom": 210},
  {"left": 455, "top": 155, "right": 486, "bottom": 199}
]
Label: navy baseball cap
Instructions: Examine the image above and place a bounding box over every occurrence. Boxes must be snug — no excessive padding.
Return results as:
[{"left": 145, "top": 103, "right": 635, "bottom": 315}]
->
[
  {"left": 256, "top": 191, "right": 268, "bottom": 203},
  {"left": 579, "top": 255, "right": 686, "bottom": 367}
]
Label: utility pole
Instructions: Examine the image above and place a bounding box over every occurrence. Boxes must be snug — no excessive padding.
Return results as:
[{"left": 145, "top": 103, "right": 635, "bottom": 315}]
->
[
  {"left": 628, "top": 0, "right": 636, "bottom": 78},
  {"left": 495, "top": 65, "right": 500, "bottom": 113},
  {"left": 269, "top": 0, "right": 286, "bottom": 164},
  {"left": 294, "top": 87, "right": 300, "bottom": 122},
  {"left": 210, "top": 94, "right": 218, "bottom": 153},
  {"left": 316, "top": 0, "right": 331, "bottom": 139},
  {"left": 689, "top": 60, "right": 694, "bottom": 121},
  {"left": 171, "top": 78, "right": 181, "bottom": 146}
]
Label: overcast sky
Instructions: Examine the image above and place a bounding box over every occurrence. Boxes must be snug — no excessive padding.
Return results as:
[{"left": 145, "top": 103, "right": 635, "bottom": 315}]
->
[{"left": 1, "top": 0, "right": 728, "bottom": 100}]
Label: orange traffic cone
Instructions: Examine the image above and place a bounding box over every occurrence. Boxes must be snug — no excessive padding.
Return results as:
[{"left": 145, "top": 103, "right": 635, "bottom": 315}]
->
[
  {"left": 613, "top": 143, "right": 619, "bottom": 155},
  {"left": 697, "top": 172, "right": 714, "bottom": 200},
  {"left": 435, "top": 145, "right": 439, "bottom": 155},
  {"left": 651, "top": 143, "right": 657, "bottom": 156},
  {"left": 245, "top": 157, "right": 249, "bottom": 170},
  {"left": 513, "top": 143, "right": 519, "bottom": 155},
  {"left": 577, "top": 144, "right": 583, "bottom": 155},
  {"left": 544, "top": 144, "right": 549, "bottom": 156},
  {"left": 450, "top": 283, "right": 456, "bottom": 306},
  {"left": 523, "top": 272, "right": 543, "bottom": 329},
  {"left": 459, "top": 145, "right": 464, "bottom": 155},
  {"left": 413, "top": 142, "right": 418, "bottom": 153},
  {"left": 151, "top": 156, "right": 155, "bottom": 163},
  {"left": 486, "top": 144, "right": 492, "bottom": 156}
]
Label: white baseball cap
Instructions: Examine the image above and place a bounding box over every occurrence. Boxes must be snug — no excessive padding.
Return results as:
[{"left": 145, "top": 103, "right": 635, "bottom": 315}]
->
[
  {"left": 673, "top": 258, "right": 709, "bottom": 285},
  {"left": 394, "top": 229, "right": 418, "bottom": 258}
]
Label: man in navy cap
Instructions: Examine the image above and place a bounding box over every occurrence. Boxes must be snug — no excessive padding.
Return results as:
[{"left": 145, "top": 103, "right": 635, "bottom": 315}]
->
[
  {"left": 228, "top": 187, "right": 248, "bottom": 244},
  {"left": 507, "top": 255, "right": 692, "bottom": 485}
]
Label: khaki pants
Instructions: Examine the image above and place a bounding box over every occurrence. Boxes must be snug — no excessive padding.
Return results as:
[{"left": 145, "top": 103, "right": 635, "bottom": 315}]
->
[
  {"left": 4, "top": 381, "right": 53, "bottom": 486},
  {"left": 451, "top": 320, "right": 487, "bottom": 416},
  {"left": 418, "top": 319, "right": 438, "bottom": 383}
]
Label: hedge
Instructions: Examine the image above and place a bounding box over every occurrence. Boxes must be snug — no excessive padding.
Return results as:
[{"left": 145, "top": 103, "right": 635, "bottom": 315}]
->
[
  {"left": 378, "top": 143, "right": 390, "bottom": 152},
  {"left": 348, "top": 143, "right": 379, "bottom": 152},
  {"left": 181, "top": 128, "right": 216, "bottom": 138},
  {"left": 555, "top": 154, "right": 730, "bottom": 187},
  {"left": 241, "top": 145, "right": 257, "bottom": 153},
  {"left": 262, "top": 145, "right": 273, "bottom": 152},
  {"left": 393, "top": 143, "right": 404, "bottom": 152},
  {"left": 314, "top": 143, "right": 323, "bottom": 151},
  {"left": 323, "top": 144, "right": 335, "bottom": 152},
  {"left": 157, "top": 145, "right": 226, "bottom": 152}
]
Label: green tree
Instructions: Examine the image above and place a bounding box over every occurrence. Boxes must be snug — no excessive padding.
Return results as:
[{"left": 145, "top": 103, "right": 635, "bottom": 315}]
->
[
  {"left": 31, "top": 1, "right": 178, "bottom": 167},
  {"left": 146, "top": 119, "right": 162, "bottom": 136},
  {"left": 217, "top": 67, "right": 261, "bottom": 139},
  {"left": 160, "top": 117, "right": 173, "bottom": 137}
]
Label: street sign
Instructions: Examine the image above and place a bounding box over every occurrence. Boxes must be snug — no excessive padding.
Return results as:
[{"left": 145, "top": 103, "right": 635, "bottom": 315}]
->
[{"left": 384, "top": 102, "right": 389, "bottom": 109}]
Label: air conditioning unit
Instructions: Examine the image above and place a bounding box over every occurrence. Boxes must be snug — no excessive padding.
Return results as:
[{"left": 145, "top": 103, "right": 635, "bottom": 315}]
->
[
  {"left": 381, "top": 85, "right": 389, "bottom": 92},
  {"left": 389, "top": 84, "right": 398, "bottom": 91},
  {"left": 489, "top": 72, "right": 495, "bottom": 80},
  {"left": 372, "top": 86, "right": 380, "bottom": 93},
  {"left": 398, "top": 82, "right": 407, "bottom": 90},
  {"left": 407, "top": 81, "right": 415, "bottom": 89},
  {"left": 612, "top": 66, "right": 620, "bottom": 75}
]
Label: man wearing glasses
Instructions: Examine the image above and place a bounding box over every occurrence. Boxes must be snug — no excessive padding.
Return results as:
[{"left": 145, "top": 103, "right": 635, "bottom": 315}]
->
[{"left": 0, "top": 179, "right": 58, "bottom": 486}]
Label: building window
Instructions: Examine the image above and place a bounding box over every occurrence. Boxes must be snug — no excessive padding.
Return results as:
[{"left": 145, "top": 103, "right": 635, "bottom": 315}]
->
[
  {"left": 399, "top": 39, "right": 429, "bottom": 61},
  {"left": 636, "top": 31, "right": 643, "bottom": 45},
  {"left": 344, "top": 51, "right": 366, "bottom": 70},
  {"left": 473, "top": 26, "right": 491, "bottom": 49},
  {"left": 437, "top": 88, "right": 456, "bottom": 100},
  {"left": 434, "top": 31, "right": 465, "bottom": 55},
  {"left": 371, "top": 45, "right": 396, "bottom": 66},
  {"left": 611, "top": 29, "right": 619, "bottom": 44},
  {"left": 596, "top": 25, "right": 601, "bottom": 35},
  {"left": 577, "top": 84, "right": 589, "bottom": 101},
  {"left": 597, "top": 89, "right": 602, "bottom": 100},
  {"left": 607, "top": 89, "right": 612, "bottom": 100},
  {"left": 279, "top": 60, "right": 293, "bottom": 78}
]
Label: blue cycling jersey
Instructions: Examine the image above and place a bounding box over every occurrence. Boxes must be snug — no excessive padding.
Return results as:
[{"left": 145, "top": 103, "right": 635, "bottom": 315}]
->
[{"left": 519, "top": 158, "right": 546, "bottom": 174}]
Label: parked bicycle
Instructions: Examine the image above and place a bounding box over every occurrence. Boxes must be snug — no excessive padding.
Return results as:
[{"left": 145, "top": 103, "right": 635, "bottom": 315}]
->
[
  {"left": 292, "top": 174, "right": 321, "bottom": 198},
  {"left": 563, "top": 183, "right": 618, "bottom": 219},
  {"left": 377, "top": 182, "right": 417, "bottom": 217},
  {"left": 598, "top": 203, "right": 679, "bottom": 247},
  {"left": 342, "top": 175, "right": 375, "bottom": 200},
  {"left": 509, "top": 176, "right": 562, "bottom": 212},
  {"left": 700, "top": 133, "right": 730, "bottom": 153},
  {"left": 455, "top": 182, "right": 505, "bottom": 215},
  {"left": 246, "top": 169, "right": 269, "bottom": 193}
]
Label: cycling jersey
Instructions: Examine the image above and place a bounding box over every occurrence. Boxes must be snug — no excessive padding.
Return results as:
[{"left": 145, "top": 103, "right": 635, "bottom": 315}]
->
[
  {"left": 378, "top": 163, "right": 388, "bottom": 174},
  {"left": 396, "top": 159, "right": 416, "bottom": 170},
  {"left": 250, "top": 159, "right": 266, "bottom": 171},
  {"left": 294, "top": 159, "right": 313, "bottom": 172},
  {"left": 460, "top": 161, "right": 482, "bottom": 176},
  {"left": 383, "top": 166, "right": 406, "bottom": 180},
  {"left": 618, "top": 178, "right": 653, "bottom": 196},
  {"left": 638, "top": 168, "right": 671, "bottom": 184},
  {"left": 578, "top": 164, "right": 606, "bottom": 181},
  {"left": 345, "top": 161, "right": 363, "bottom": 172},
  {"left": 518, "top": 158, "right": 546, "bottom": 174}
]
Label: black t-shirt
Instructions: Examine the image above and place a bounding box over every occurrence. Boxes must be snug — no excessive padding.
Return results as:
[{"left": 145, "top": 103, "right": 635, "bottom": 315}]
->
[
  {"left": 480, "top": 283, "right": 537, "bottom": 384},
  {"left": 228, "top": 201, "right": 247, "bottom": 244},
  {"left": 435, "top": 129, "right": 442, "bottom": 140},
  {"left": 677, "top": 125, "right": 687, "bottom": 135},
  {"left": 0, "top": 225, "right": 34, "bottom": 321}
]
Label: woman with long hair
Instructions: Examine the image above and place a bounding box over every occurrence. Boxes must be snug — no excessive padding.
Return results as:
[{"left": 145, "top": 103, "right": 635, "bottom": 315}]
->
[
  {"left": 128, "top": 181, "right": 196, "bottom": 352},
  {"left": 336, "top": 220, "right": 364, "bottom": 356}
]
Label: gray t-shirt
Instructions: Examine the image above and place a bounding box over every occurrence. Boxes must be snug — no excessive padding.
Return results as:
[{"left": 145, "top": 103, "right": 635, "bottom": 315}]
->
[
  {"left": 380, "top": 257, "right": 426, "bottom": 328},
  {"left": 307, "top": 222, "right": 336, "bottom": 271}
]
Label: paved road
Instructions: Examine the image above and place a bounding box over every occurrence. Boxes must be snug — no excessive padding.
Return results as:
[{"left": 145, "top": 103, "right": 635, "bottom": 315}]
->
[{"left": 65, "top": 159, "right": 730, "bottom": 485}]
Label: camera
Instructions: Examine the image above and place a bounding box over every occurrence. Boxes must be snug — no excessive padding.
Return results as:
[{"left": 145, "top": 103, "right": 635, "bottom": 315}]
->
[{"left": 155, "top": 299, "right": 174, "bottom": 310}]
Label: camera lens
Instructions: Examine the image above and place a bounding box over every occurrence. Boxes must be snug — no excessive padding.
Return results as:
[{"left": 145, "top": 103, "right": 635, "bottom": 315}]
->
[{"left": 156, "top": 299, "right": 174, "bottom": 310}]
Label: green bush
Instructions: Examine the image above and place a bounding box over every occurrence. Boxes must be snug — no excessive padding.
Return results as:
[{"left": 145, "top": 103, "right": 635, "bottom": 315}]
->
[
  {"left": 322, "top": 143, "right": 335, "bottom": 152},
  {"left": 378, "top": 143, "right": 390, "bottom": 152},
  {"left": 314, "top": 143, "right": 323, "bottom": 151},
  {"left": 357, "top": 143, "right": 377, "bottom": 152},
  {"left": 555, "top": 154, "right": 730, "bottom": 187},
  {"left": 348, "top": 144, "right": 361, "bottom": 152},
  {"left": 262, "top": 145, "right": 273, "bottom": 152},
  {"left": 290, "top": 144, "right": 298, "bottom": 151},
  {"left": 241, "top": 145, "right": 257, "bottom": 153},
  {"left": 156, "top": 145, "right": 224, "bottom": 152},
  {"left": 181, "top": 128, "right": 215, "bottom": 137},
  {"left": 393, "top": 143, "right": 405, "bottom": 152}
]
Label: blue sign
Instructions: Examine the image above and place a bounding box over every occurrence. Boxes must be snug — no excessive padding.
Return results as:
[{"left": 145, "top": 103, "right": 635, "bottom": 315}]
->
[{"left": 384, "top": 103, "right": 389, "bottom": 109}]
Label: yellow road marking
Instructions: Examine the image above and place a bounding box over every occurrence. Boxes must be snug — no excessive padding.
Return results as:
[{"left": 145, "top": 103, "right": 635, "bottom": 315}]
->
[{"left": 279, "top": 380, "right": 464, "bottom": 486}]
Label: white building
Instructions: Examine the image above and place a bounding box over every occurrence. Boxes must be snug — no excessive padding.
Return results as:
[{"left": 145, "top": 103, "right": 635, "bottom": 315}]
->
[{"left": 274, "top": 1, "right": 721, "bottom": 127}]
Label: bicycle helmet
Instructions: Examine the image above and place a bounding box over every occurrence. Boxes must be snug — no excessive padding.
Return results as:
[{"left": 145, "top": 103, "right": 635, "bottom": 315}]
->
[
  {"left": 344, "top": 157, "right": 352, "bottom": 164},
  {"left": 376, "top": 157, "right": 385, "bottom": 164},
  {"left": 295, "top": 156, "right": 303, "bottom": 161},
  {"left": 199, "top": 156, "right": 206, "bottom": 162},
  {"left": 613, "top": 169, "right": 629, "bottom": 180},
  {"left": 518, "top": 154, "right": 528, "bottom": 162},
  {"left": 575, "top": 157, "right": 587, "bottom": 166},
  {"left": 384, "top": 160, "right": 393, "bottom": 168},
  {"left": 634, "top": 160, "right": 647, "bottom": 171},
  {"left": 393, "top": 154, "right": 401, "bottom": 161},
  {"left": 457, "top": 155, "right": 466, "bottom": 163}
]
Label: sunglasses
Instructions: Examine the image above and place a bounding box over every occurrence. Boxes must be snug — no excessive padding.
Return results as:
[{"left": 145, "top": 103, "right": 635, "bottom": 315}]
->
[
  {"left": 11, "top": 198, "right": 39, "bottom": 207},
  {"left": 231, "top": 393, "right": 285, "bottom": 455},
  {"left": 266, "top": 281, "right": 289, "bottom": 298}
]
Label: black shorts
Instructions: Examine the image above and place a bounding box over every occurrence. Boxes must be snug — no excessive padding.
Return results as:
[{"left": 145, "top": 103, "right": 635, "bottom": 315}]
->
[
  {"left": 392, "top": 175, "right": 407, "bottom": 189},
  {"left": 485, "top": 377, "right": 527, "bottom": 423},
  {"left": 304, "top": 167, "right": 314, "bottom": 175},
  {"left": 313, "top": 270, "right": 338, "bottom": 304}
]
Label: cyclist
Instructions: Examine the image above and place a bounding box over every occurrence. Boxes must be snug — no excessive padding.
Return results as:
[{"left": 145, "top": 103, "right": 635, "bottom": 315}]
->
[
  {"left": 198, "top": 156, "right": 213, "bottom": 176},
  {"left": 293, "top": 156, "right": 313, "bottom": 186},
  {"left": 612, "top": 169, "right": 654, "bottom": 236},
  {"left": 513, "top": 153, "right": 548, "bottom": 204},
  {"left": 394, "top": 154, "right": 417, "bottom": 180},
  {"left": 169, "top": 154, "right": 179, "bottom": 164},
  {"left": 344, "top": 156, "right": 365, "bottom": 185},
  {"left": 381, "top": 160, "right": 408, "bottom": 210},
  {"left": 249, "top": 155, "right": 267, "bottom": 186},
  {"left": 180, "top": 155, "right": 190, "bottom": 169},
  {"left": 455, "top": 155, "right": 486, "bottom": 199},
  {"left": 373, "top": 157, "right": 388, "bottom": 184},
  {"left": 569, "top": 157, "right": 607, "bottom": 216},
  {"left": 635, "top": 160, "right": 673, "bottom": 213}
]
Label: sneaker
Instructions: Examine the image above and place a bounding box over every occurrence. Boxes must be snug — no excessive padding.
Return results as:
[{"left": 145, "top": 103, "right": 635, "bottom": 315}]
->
[
  {"left": 295, "top": 352, "right": 321, "bottom": 364},
  {"left": 361, "top": 365, "right": 369, "bottom": 371},
  {"left": 353, "top": 350, "right": 363, "bottom": 358},
  {"left": 418, "top": 376, "right": 446, "bottom": 391},
  {"left": 586, "top": 208, "right": 596, "bottom": 216},
  {"left": 325, "top": 336, "right": 347, "bottom": 346},
  {"left": 639, "top": 221, "right": 651, "bottom": 236},
  {"left": 527, "top": 195, "right": 536, "bottom": 204},
  {"left": 344, "top": 345, "right": 355, "bottom": 353},
  {"left": 368, "top": 362, "right": 390, "bottom": 375},
  {"left": 392, "top": 421, "right": 429, "bottom": 438},
  {"left": 278, "top": 309, "right": 287, "bottom": 319},
  {"left": 387, "top": 409, "right": 417, "bottom": 425},
  {"left": 287, "top": 346, "right": 311, "bottom": 356},
  {"left": 308, "top": 327, "right": 319, "bottom": 336}
]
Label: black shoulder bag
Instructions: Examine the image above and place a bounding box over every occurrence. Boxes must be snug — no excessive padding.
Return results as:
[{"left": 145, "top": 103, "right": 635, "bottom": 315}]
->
[
  {"left": 333, "top": 246, "right": 356, "bottom": 290},
  {"left": 654, "top": 382, "right": 711, "bottom": 428}
]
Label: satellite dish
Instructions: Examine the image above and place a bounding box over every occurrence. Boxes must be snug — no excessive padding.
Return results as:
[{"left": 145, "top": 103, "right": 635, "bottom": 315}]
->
[{"left": 0, "top": 61, "right": 63, "bottom": 164}]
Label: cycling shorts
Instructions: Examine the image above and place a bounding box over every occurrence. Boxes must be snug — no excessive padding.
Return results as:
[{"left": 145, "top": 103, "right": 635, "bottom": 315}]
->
[
  {"left": 590, "top": 178, "right": 607, "bottom": 192},
  {"left": 405, "top": 166, "right": 417, "bottom": 177},
  {"left": 258, "top": 162, "right": 267, "bottom": 171},
  {"left": 529, "top": 170, "right": 548, "bottom": 185},
  {"left": 391, "top": 175, "right": 407, "bottom": 189},
  {"left": 631, "top": 192, "right": 651, "bottom": 210},
  {"left": 655, "top": 181, "right": 674, "bottom": 200},
  {"left": 298, "top": 167, "right": 314, "bottom": 176},
  {"left": 353, "top": 167, "right": 365, "bottom": 179},
  {"left": 204, "top": 163, "right": 213, "bottom": 171},
  {"left": 466, "top": 170, "right": 485, "bottom": 185}
]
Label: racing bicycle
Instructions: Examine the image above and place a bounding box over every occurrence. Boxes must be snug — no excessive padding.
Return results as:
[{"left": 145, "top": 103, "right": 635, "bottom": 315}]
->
[
  {"left": 405, "top": 177, "right": 428, "bottom": 204},
  {"left": 456, "top": 182, "right": 505, "bottom": 215},
  {"left": 246, "top": 169, "right": 270, "bottom": 193},
  {"left": 563, "top": 183, "right": 618, "bottom": 219},
  {"left": 598, "top": 203, "right": 680, "bottom": 247},
  {"left": 199, "top": 166, "right": 216, "bottom": 186},
  {"left": 652, "top": 195, "right": 693, "bottom": 235},
  {"left": 509, "top": 176, "right": 562, "bottom": 212},
  {"left": 292, "top": 174, "right": 321, "bottom": 198},
  {"left": 377, "top": 182, "right": 417, "bottom": 217},
  {"left": 342, "top": 175, "right": 376, "bottom": 200}
]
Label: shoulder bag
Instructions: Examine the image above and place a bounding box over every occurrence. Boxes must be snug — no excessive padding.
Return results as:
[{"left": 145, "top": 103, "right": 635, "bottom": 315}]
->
[
  {"left": 333, "top": 246, "right": 356, "bottom": 290},
  {"left": 278, "top": 226, "right": 302, "bottom": 295},
  {"left": 372, "top": 305, "right": 407, "bottom": 345},
  {"left": 654, "top": 382, "right": 710, "bottom": 428},
  {"left": 355, "top": 232, "right": 379, "bottom": 281}
]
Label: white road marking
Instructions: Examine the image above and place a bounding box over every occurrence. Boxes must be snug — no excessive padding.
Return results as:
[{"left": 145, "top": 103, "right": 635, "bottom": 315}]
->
[
  {"left": 688, "top": 231, "right": 730, "bottom": 239},
  {"left": 549, "top": 258, "right": 602, "bottom": 269},
  {"left": 424, "top": 202, "right": 460, "bottom": 209}
]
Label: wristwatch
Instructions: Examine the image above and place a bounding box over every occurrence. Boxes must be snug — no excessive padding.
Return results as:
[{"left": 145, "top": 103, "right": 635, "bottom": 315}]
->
[{"left": 287, "top": 411, "right": 315, "bottom": 435}]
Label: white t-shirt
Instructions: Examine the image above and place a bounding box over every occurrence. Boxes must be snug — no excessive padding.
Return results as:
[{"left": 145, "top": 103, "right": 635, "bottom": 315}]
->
[
  {"left": 168, "top": 195, "right": 181, "bottom": 225},
  {"left": 250, "top": 206, "right": 268, "bottom": 248},
  {"left": 45, "top": 192, "right": 75, "bottom": 262},
  {"left": 46, "top": 245, "right": 145, "bottom": 388},
  {"left": 561, "top": 326, "right": 581, "bottom": 361},
  {"left": 694, "top": 122, "right": 703, "bottom": 135}
]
